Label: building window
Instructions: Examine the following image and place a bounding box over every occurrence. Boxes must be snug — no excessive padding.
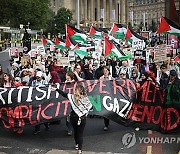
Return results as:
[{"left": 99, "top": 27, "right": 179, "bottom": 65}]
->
[
  {"left": 136, "top": 0, "right": 142, "bottom": 5},
  {"left": 53, "top": 0, "right": 56, "bottom": 8}
]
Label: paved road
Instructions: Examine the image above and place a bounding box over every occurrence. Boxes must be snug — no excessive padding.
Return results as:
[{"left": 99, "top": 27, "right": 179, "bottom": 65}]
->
[
  {"left": 0, "top": 117, "right": 179, "bottom": 154},
  {"left": 0, "top": 45, "right": 179, "bottom": 154}
]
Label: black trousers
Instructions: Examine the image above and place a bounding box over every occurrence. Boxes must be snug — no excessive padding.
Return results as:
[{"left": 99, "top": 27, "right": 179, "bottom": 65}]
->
[
  {"left": 35, "top": 123, "right": 49, "bottom": 131},
  {"left": 104, "top": 117, "right": 109, "bottom": 127},
  {"left": 70, "top": 115, "right": 86, "bottom": 150}
]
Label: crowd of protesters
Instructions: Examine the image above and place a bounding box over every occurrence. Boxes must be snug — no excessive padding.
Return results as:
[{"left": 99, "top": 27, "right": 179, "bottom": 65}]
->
[{"left": 0, "top": 47, "right": 180, "bottom": 133}]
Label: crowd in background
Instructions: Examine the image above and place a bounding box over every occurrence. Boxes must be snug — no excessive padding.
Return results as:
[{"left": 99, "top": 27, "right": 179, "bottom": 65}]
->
[{"left": 0, "top": 48, "right": 179, "bottom": 88}]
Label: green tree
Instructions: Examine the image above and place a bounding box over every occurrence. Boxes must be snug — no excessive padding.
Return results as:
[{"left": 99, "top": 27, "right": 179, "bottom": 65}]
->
[
  {"left": 44, "top": 11, "right": 56, "bottom": 35},
  {"left": 54, "top": 7, "right": 73, "bottom": 34},
  {"left": 0, "top": 0, "right": 51, "bottom": 29}
]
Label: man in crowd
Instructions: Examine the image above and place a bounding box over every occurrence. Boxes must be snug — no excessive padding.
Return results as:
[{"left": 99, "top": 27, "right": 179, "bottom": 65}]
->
[
  {"left": 10, "top": 63, "right": 20, "bottom": 78},
  {"left": 95, "top": 61, "right": 105, "bottom": 79},
  {"left": 31, "top": 71, "right": 49, "bottom": 134},
  {"left": 165, "top": 70, "right": 180, "bottom": 107}
]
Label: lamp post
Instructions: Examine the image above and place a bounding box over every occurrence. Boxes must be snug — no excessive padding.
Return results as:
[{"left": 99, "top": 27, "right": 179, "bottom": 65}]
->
[
  {"left": 77, "top": 0, "right": 80, "bottom": 29},
  {"left": 22, "top": 23, "right": 31, "bottom": 53},
  {"left": 27, "top": 22, "right": 30, "bottom": 29}
]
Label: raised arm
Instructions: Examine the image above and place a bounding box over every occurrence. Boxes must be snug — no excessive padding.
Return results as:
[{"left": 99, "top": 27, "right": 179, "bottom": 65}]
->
[
  {"left": 51, "top": 87, "right": 68, "bottom": 99},
  {"left": 56, "top": 89, "right": 68, "bottom": 98}
]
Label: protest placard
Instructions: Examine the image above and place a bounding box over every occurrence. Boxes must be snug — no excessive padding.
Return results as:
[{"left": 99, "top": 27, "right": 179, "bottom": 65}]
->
[
  {"left": 57, "top": 57, "right": 69, "bottom": 66},
  {"left": 154, "top": 45, "right": 167, "bottom": 62},
  {"left": 132, "top": 40, "right": 145, "bottom": 50},
  {"left": 9, "top": 47, "right": 19, "bottom": 58}
]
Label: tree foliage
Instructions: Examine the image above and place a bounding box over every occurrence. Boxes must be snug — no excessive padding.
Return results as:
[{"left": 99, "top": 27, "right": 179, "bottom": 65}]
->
[
  {"left": 0, "top": 0, "right": 51, "bottom": 29},
  {"left": 54, "top": 7, "right": 73, "bottom": 34}
]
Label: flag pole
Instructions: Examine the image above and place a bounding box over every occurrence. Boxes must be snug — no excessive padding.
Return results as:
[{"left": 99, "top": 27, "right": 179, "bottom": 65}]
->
[{"left": 77, "top": 0, "right": 80, "bottom": 29}]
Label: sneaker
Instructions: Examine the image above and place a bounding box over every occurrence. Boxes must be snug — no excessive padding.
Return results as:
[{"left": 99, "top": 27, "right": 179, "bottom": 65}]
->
[
  {"left": 67, "top": 131, "right": 73, "bottom": 136},
  {"left": 75, "top": 144, "right": 79, "bottom": 150},
  {"left": 33, "top": 130, "right": 40, "bottom": 135},
  {"left": 135, "top": 127, "right": 140, "bottom": 131},
  {"left": 77, "top": 150, "right": 82, "bottom": 154},
  {"left": 103, "top": 126, "right": 108, "bottom": 131}
]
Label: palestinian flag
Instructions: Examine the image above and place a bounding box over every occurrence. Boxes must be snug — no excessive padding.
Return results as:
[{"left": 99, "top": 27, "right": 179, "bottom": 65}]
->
[
  {"left": 125, "top": 27, "right": 146, "bottom": 43},
  {"left": 103, "top": 32, "right": 120, "bottom": 45},
  {"left": 157, "top": 16, "right": 180, "bottom": 36},
  {"left": 89, "top": 26, "right": 103, "bottom": 40},
  {"left": 41, "top": 36, "right": 54, "bottom": 47},
  {"left": 104, "top": 36, "right": 132, "bottom": 60},
  {"left": 55, "top": 37, "right": 66, "bottom": 50},
  {"left": 72, "top": 44, "right": 88, "bottom": 59},
  {"left": 109, "top": 23, "right": 127, "bottom": 39},
  {"left": 125, "top": 27, "right": 146, "bottom": 50},
  {"left": 66, "top": 25, "right": 87, "bottom": 44},
  {"left": 65, "top": 35, "right": 78, "bottom": 49}
]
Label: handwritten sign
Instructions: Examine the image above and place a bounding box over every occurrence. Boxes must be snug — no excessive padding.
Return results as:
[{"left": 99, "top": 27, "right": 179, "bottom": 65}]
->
[
  {"left": 9, "top": 48, "right": 19, "bottom": 58},
  {"left": 154, "top": 45, "right": 167, "bottom": 62},
  {"left": 57, "top": 57, "right": 69, "bottom": 66},
  {"left": 132, "top": 40, "right": 145, "bottom": 50}
]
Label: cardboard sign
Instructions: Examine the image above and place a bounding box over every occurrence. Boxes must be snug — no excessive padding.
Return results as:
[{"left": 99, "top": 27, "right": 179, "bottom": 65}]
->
[
  {"left": 68, "top": 51, "right": 75, "bottom": 57},
  {"left": 30, "top": 49, "right": 40, "bottom": 58},
  {"left": 154, "top": 45, "right": 167, "bottom": 62},
  {"left": 57, "top": 57, "right": 69, "bottom": 66},
  {"left": 167, "top": 34, "right": 178, "bottom": 49},
  {"left": 134, "top": 50, "right": 146, "bottom": 65},
  {"left": 36, "top": 45, "right": 45, "bottom": 55},
  {"left": 9, "top": 48, "right": 19, "bottom": 58},
  {"left": 166, "top": 45, "right": 173, "bottom": 56},
  {"left": 50, "top": 45, "right": 55, "bottom": 52},
  {"left": 132, "top": 40, "right": 145, "bottom": 50}
]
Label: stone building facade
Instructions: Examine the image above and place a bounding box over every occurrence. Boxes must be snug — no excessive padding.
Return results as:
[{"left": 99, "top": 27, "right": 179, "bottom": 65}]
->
[
  {"left": 49, "top": 0, "right": 128, "bottom": 28},
  {"left": 49, "top": 0, "right": 179, "bottom": 28},
  {"left": 127, "top": 0, "right": 179, "bottom": 28}
]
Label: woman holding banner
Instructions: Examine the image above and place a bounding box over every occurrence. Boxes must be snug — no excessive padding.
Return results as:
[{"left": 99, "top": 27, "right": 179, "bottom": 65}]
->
[
  {"left": 51, "top": 85, "right": 92, "bottom": 154},
  {"left": 100, "top": 66, "right": 114, "bottom": 131}
]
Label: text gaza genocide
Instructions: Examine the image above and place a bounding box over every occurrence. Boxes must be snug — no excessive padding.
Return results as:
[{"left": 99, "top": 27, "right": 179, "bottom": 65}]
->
[{"left": 0, "top": 79, "right": 136, "bottom": 105}]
